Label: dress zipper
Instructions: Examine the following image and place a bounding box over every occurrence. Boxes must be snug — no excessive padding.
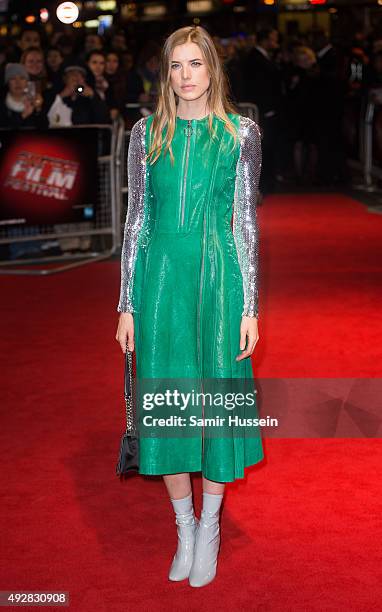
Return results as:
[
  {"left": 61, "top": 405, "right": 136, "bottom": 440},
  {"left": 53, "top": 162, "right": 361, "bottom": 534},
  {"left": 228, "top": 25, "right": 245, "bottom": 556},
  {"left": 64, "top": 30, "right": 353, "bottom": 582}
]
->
[
  {"left": 180, "top": 119, "right": 193, "bottom": 227},
  {"left": 198, "top": 211, "right": 207, "bottom": 459},
  {"left": 181, "top": 118, "right": 204, "bottom": 453}
]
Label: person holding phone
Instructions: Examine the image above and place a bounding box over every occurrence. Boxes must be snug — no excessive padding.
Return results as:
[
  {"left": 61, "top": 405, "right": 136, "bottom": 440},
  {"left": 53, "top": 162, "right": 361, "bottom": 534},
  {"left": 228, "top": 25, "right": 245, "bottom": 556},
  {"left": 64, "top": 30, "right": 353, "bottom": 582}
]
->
[
  {"left": 0, "top": 63, "right": 47, "bottom": 129},
  {"left": 45, "top": 65, "right": 110, "bottom": 127}
]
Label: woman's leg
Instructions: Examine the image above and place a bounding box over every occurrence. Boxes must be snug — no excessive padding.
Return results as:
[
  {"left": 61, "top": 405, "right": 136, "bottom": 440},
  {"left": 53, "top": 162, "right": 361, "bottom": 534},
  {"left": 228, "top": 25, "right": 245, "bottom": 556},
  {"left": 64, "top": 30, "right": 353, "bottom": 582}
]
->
[
  {"left": 189, "top": 476, "right": 225, "bottom": 587},
  {"left": 202, "top": 476, "right": 225, "bottom": 495},
  {"left": 163, "top": 473, "right": 192, "bottom": 499},
  {"left": 164, "top": 473, "right": 198, "bottom": 582}
]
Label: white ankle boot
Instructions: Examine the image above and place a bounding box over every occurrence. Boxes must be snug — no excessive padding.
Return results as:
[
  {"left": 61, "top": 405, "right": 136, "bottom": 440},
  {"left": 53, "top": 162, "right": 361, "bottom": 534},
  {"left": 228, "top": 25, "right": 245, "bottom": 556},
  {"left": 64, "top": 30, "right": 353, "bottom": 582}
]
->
[
  {"left": 188, "top": 492, "right": 223, "bottom": 587},
  {"left": 168, "top": 492, "right": 198, "bottom": 581}
]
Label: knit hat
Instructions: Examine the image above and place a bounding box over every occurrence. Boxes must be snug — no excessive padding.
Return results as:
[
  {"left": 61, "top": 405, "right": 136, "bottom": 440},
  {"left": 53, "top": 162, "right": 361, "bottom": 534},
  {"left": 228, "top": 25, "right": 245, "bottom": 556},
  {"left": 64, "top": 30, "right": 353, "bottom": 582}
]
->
[
  {"left": 63, "top": 65, "right": 86, "bottom": 76},
  {"left": 4, "top": 63, "right": 29, "bottom": 84}
]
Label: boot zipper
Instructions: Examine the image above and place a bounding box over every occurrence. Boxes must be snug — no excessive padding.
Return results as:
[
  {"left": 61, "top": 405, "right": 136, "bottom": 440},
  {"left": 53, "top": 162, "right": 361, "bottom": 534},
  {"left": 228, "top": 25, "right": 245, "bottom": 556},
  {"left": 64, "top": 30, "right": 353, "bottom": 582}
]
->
[{"left": 180, "top": 119, "right": 193, "bottom": 227}]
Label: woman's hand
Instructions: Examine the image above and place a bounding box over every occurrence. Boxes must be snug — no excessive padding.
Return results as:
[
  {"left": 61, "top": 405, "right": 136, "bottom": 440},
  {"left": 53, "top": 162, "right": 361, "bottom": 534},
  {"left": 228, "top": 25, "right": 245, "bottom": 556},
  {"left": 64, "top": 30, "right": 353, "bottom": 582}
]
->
[
  {"left": 34, "top": 93, "right": 43, "bottom": 112},
  {"left": 21, "top": 97, "right": 35, "bottom": 119},
  {"left": 83, "top": 84, "right": 94, "bottom": 98},
  {"left": 236, "top": 316, "right": 259, "bottom": 361},
  {"left": 116, "top": 312, "right": 135, "bottom": 353}
]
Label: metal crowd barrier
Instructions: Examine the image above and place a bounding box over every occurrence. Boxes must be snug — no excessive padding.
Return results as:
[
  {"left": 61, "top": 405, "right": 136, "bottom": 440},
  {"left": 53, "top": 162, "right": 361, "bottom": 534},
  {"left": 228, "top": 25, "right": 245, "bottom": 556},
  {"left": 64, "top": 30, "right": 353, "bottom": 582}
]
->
[
  {"left": 119, "top": 102, "right": 260, "bottom": 232},
  {"left": 347, "top": 91, "right": 382, "bottom": 192},
  {"left": 0, "top": 121, "right": 125, "bottom": 276},
  {"left": 362, "top": 94, "right": 382, "bottom": 190}
]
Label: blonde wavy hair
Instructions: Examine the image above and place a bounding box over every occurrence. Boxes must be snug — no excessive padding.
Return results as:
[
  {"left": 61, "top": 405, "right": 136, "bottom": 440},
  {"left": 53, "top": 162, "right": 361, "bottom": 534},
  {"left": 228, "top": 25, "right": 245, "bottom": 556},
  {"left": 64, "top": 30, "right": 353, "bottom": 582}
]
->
[{"left": 146, "top": 25, "right": 239, "bottom": 165}]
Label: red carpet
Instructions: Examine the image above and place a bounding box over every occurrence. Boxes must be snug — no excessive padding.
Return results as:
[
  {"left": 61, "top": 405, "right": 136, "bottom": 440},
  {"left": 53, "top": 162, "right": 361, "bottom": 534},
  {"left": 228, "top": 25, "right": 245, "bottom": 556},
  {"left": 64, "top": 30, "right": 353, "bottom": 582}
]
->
[{"left": 1, "top": 193, "right": 381, "bottom": 611}]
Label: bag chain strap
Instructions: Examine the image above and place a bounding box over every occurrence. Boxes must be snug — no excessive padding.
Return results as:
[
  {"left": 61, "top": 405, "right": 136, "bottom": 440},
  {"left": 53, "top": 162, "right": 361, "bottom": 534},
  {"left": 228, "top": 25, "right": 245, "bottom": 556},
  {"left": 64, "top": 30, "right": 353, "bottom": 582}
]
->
[{"left": 125, "top": 347, "right": 136, "bottom": 435}]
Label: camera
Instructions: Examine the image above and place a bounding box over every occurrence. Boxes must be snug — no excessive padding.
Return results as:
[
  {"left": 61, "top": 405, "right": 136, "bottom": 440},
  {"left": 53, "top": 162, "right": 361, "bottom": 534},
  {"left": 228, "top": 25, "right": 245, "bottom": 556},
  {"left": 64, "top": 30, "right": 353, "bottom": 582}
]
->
[{"left": 75, "top": 85, "right": 84, "bottom": 95}]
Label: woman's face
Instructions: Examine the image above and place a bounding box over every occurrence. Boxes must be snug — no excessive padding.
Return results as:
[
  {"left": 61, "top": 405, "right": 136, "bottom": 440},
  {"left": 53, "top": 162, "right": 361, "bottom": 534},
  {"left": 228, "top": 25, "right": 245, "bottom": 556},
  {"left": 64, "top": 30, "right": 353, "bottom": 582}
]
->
[
  {"left": 112, "top": 34, "right": 126, "bottom": 51},
  {"left": 122, "top": 52, "right": 133, "bottom": 71},
  {"left": 146, "top": 55, "right": 159, "bottom": 74},
  {"left": 85, "top": 34, "right": 102, "bottom": 52},
  {"left": 88, "top": 53, "right": 105, "bottom": 77},
  {"left": 106, "top": 53, "right": 119, "bottom": 75},
  {"left": 47, "top": 49, "right": 63, "bottom": 71},
  {"left": 24, "top": 50, "right": 44, "bottom": 76},
  {"left": 170, "top": 42, "right": 210, "bottom": 102},
  {"left": 8, "top": 75, "right": 28, "bottom": 97},
  {"left": 19, "top": 31, "right": 40, "bottom": 51}
]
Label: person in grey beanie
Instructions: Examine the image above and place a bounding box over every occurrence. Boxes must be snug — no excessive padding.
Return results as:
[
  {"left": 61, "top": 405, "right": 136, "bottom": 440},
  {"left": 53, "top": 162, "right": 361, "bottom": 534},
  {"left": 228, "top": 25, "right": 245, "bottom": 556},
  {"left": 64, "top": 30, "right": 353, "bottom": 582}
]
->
[{"left": 0, "top": 62, "right": 48, "bottom": 129}]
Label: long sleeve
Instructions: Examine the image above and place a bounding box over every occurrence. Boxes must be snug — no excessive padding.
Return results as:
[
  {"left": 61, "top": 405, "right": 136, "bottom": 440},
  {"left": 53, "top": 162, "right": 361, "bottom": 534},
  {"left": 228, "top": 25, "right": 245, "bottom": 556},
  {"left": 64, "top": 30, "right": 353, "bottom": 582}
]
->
[
  {"left": 117, "top": 116, "right": 149, "bottom": 313},
  {"left": 232, "top": 115, "right": 262, "bottom": 319}
]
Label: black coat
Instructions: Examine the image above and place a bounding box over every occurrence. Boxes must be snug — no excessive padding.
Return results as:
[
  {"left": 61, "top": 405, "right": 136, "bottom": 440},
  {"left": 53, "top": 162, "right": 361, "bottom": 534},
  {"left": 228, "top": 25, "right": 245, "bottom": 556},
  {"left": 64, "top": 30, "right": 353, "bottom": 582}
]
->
[
  {"left": 0, "top": 99, "right": 49, "bottom": 129},
  {"left": 243, "top": 47, "right": 284, "bottom": 116},
  {"left": 44, "top": 89, "right": 110, "bottom": 125}
]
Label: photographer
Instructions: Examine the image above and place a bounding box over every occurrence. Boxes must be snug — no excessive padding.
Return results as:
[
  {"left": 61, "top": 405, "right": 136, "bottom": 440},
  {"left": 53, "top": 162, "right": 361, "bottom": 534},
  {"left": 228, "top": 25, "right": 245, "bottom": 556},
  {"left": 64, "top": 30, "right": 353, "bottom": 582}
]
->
[
  {"left": 0, "top": 63, "right": 48, "bottom": 129},
  {"left": 45, "top": 65, "right": 110, "bottom": 127}
]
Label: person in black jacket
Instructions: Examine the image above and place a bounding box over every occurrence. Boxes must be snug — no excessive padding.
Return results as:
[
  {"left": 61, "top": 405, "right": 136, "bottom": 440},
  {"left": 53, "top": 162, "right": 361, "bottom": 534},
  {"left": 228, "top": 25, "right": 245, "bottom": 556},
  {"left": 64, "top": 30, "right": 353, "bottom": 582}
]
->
[
  {"left": 313, "top": 35, "right": 347, "bottom": 185},
  {"left": 244, "top": 28, "right": 289, "bottom": 193},
  {"left": 86, "top": 50, "right": 117, "bottom": 119},
  {"left": 0, "top": 63, "right": 48, "bottom": 129},
  {"left": 285, "top": 46, "right": 321, "bottom": 184},
  {"left": 45, "top": 46, "right": 65, "bottom": 95},
  {"left": 44, "top": 65, "right": 110, "bottom": 126}
]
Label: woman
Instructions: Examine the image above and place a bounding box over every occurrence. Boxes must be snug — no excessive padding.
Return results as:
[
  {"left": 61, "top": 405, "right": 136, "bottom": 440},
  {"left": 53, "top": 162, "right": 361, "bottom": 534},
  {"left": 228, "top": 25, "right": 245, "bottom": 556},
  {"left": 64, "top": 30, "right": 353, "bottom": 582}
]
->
[
  {"left": 0, "top": 62, "right": 47, "bottom": 129},
  {"left": 118, "top": 49, "right": 146, "bottom": 128},
  {"left": 136, "top": 42, "right": 160, "bottom": 103},
  {"left": 86, "top": 49, "right": 117, "bottom": 118},
  {"left": 104, "top": 51, "right": 128, "bottom": 113},
  {"left": 20, "top": 46, "right": 47, "bottom": 96},
  {"left": 45, "top": 46, "right": 65, "bottom": 94},
  {"left": 115, "top": 25, "right": 264, "bottom": 588}
]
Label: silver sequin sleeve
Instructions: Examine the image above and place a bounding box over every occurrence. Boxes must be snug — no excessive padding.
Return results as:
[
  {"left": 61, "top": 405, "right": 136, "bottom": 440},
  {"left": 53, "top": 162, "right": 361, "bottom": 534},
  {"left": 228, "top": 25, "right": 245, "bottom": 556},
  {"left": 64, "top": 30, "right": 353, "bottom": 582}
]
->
[
  {"left": 232, "top": 115, "right": 262, "bottom": 319},
  {"left": 117, "top": 116, "right": 149, "bottom": 313}
]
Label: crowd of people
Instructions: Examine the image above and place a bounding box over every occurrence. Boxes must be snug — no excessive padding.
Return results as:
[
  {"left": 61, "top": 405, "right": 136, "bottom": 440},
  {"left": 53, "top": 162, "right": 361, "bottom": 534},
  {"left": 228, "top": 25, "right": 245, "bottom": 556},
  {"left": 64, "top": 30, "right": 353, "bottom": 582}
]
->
[
  {"left": 1, "top": 24, "right": 382, "bottom": 191},
  {"left": 0, "top": 28, "right": 159, "bottom": 130}
]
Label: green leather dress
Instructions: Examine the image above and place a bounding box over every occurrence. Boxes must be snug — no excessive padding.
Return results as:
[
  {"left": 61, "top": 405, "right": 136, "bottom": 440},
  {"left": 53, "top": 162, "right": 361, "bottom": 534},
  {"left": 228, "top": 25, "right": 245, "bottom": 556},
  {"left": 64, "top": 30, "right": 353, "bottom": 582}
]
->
[{"left": 117, "top": 111, "right": 264, "bottom": 482}]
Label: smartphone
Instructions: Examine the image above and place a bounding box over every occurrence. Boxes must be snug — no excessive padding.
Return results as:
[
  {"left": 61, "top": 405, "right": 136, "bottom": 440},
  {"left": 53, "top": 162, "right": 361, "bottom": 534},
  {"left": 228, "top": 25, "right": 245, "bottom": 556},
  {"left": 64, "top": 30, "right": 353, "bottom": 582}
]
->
[{"left": 24, "top": 81, "right": 36, "bottom": 100}]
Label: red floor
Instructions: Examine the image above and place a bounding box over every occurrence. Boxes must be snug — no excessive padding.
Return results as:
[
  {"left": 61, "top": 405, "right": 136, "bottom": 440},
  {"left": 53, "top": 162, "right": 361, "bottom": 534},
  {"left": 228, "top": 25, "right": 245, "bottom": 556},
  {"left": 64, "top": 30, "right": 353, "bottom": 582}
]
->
[{"left": 1, "top": 193, "right": 381, "bottom": 611}]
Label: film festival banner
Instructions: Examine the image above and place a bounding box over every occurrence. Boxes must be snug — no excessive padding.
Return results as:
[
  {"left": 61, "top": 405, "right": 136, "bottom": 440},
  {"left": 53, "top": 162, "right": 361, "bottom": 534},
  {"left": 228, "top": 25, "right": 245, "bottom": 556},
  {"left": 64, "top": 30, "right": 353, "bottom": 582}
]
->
[{"left": 0, "top": 128, "right": 99, "bottom": 227}]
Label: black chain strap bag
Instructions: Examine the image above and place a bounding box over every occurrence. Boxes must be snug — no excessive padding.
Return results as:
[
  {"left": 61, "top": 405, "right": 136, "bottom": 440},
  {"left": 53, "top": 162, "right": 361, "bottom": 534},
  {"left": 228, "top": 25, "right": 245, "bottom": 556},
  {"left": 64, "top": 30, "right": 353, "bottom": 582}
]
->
[{"left": 115, "top": 346, "right": 139, "bottom": 475}]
